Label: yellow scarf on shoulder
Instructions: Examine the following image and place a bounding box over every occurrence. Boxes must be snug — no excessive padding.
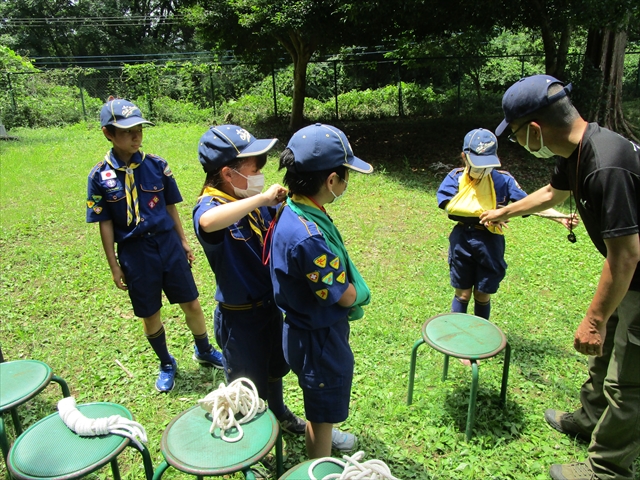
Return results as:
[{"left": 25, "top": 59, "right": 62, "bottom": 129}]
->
[
  {"left": 445, "top": 170, "right": 502, "bottom": 235},
  {"left": 199, "top": 186, "right": 268, "bottom": 245}
]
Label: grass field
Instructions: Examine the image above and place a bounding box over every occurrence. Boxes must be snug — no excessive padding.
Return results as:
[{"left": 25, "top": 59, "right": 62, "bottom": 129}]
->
[{"left": 0, "top": 123, "right": 637, "bottom": 479}]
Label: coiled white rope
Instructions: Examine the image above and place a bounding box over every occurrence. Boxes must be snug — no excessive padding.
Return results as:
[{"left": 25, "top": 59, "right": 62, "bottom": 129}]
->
[
  {"left": 309, "top": 451, "right": 401, "bottom": 480},
  {"left": 197, "top": 377, "right": 266, "bottom": 442},
  {"left": 57, "top": 397, "right": 148, "bottom": 450}
]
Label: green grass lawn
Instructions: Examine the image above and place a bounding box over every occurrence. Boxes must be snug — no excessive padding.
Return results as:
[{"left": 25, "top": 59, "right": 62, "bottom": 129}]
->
[{"left": 0, "top": 124, "right": 637, "bottom": 479}]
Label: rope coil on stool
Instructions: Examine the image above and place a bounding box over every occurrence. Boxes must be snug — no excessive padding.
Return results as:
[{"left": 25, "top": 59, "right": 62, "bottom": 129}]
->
[
  {"left": 197, "top": 377, "right": 266, "bottom": 442},
  {"left": 308, "top": 451, "right": 401, "bottom": 480},
  {"left": 57, "top": 397, "right": 148, "bottom": 450}
]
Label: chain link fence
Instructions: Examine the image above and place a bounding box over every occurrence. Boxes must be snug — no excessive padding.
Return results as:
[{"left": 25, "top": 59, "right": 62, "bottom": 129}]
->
[{"left": 2, "top": 52, "right": 639, "bottom": 128}]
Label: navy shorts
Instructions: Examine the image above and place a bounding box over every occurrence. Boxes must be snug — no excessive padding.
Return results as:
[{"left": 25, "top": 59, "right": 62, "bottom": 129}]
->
[
  {"left": 448, "top": 224, "right": 507, "bottom": 295},
  {"left": 214, "top": 302, "right": 290, "bottom": 400},
  {"left": 117, "top": 229, "right": 199, "bottom": 318},
  {"left": 283, "top": 319, "right": 353, "bottom": 424}
]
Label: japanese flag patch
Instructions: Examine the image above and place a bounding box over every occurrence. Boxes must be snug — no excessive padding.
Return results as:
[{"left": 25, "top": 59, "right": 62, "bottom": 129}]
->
[{"left": 101, "top": 169, "right": 116, "bottom": 181}]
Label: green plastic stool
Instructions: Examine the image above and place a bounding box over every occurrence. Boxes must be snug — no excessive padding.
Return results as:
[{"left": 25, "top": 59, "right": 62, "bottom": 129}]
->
[
  {"left": 407, "top": 313, "right": 511, "bottom": 441},
  {"left": 0, "top": 360, "right": 71, "bottom": 465},
  {"left": 153, "top": 405, "right": 283, "bottom": 480},
  {"left": 7, "top": 402, "right": 153, "bottom": 480},
  {"left": 279, "top": 458, "right": 344, "bottom": 479}
]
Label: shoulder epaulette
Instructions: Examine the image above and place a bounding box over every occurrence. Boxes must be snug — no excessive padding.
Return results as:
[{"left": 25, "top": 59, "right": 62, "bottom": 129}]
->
[
  {"left": 295, "top": 214, "right": 322, "bottom": 237},
  {"left": 89, "top": 160, "right": 105, "bottom": 178}
]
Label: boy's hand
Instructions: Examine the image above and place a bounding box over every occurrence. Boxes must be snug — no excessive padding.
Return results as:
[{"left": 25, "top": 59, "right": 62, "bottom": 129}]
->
[
  {"left": 261, "top": 184, "right": 288, "bottom": 206},
  {"left": 111, "top": 265, "right": 128, "bottom": 291},
  {"left": 181, "top": 239, "right": 195, "bottom": 266}
]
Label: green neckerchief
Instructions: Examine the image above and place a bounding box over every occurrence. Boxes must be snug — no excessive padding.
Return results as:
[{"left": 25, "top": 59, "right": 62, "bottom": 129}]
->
[{"left": 287, "top": 196, "right": 370, "bottom": 320}]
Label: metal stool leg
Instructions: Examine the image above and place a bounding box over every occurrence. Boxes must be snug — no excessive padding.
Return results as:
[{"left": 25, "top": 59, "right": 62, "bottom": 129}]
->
[
  {"left": 500, "top": 343, "right": 511, "bottom": 407},
  {"left": 465, "top": 361, "right": 479, "bottom": 441},
  {"left": 442, "top": 354, "right": 450, "bottom": 381},
  {"left": 152, "top": 460, "right": 171, "bottom": 480},
  {"left": 110, "top": 457, "right": 122, "bottom": 480},
  {"left": 51, "top": 375, "right": 71, "bottom": 397},
  {"left": 276, "top": 428, "right": 283, "bottom": 477},
  {"left": 407, "top": 338, "right": 425, "bottom": 405},
  {"left": 130, "top": 441, "right": 155, "bottom": 480},
  {"left": 9, "top": 408, "right": 22, "bottom": 436},
  {"left": 0, "top": 415, "right": 9, "bottom": 465}
]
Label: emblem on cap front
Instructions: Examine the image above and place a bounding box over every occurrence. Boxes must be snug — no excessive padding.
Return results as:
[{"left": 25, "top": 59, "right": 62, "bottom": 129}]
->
[
  {"left": 236, "top": 129, "right": 251, "bottom": 141},
  {"left": 121, "top": 106, "right": 138, "bottom": 118},
  {"left": 474, "top": 141, "right": 495, "bottom": 153}
]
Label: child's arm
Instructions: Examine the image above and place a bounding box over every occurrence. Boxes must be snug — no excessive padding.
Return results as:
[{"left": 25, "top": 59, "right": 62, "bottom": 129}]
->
[
  {"left": 199, "top": 184, "right": 287, "bottom": 233},
  {"left": 166, "top": 204, "right": 195, "bottom": 265},
  {"left": 98, "top": 220, "right": 127, "bottom": 291}
]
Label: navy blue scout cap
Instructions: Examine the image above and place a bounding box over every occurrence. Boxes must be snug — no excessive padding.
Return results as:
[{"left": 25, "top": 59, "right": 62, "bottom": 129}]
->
[
  {"left": 496, "top": 75, "right": 572, "bottom": 136},
  {"left": 100, "top": 98, "right": 154, "bottom": 128},
  {"left": 463, "top": 128, "right": 501, "bottom": 168},
  {"left": 198, "top": 125, "right": 278, "bottom": 173},
  {"left": 287, "top": 123, "right": 373, "bottom": 174}
]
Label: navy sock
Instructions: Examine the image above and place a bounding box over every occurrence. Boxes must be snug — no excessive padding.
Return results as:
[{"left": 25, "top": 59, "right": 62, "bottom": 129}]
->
[
  {"left": 267, "top": 378, "right": 286, "bottom": 418},
  {"left": 146, "top": 325, "right": 173, "bottom": 365},
  {"left": 474, "top": 299, "right": 491, "bottom": 319},
  {"left": 451, "top": 296, "right": 469, "bottom": 313},
  {"left": 193, "top": 331, "right": 212, "bottom": 354}
]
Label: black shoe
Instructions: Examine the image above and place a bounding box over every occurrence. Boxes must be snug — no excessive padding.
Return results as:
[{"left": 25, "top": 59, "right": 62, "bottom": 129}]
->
[
  {"left": 549, "top": 462, "right": 597, "bottom": 480},
  {"left": 277, "top": 407, "right": 306, "bottom": 435},
  {"left": 544, "top": 409, "right": 591, "bottom": 442}
]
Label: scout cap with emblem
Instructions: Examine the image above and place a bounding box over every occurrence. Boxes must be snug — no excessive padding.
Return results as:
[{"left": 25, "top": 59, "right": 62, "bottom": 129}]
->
[
  {"left": 100, "top": 98, "right": 154, "bottom": 128},
  {"left": 287, "top": 123, "right": 373, "bottom": 174},
  {"left": 198, "top": 125, "right": 278, "bottom": 173},
  {"left": 495, "top": 74, "right": 572, "bottom": 136},
  {"left": 463, "top": 128, "right": 501, "bottom": 168}
]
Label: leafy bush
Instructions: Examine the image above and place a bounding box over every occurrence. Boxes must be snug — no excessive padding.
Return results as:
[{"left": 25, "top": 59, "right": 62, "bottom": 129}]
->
[{"left": 144, "top": 96, "right": 215, "bottom": 124}]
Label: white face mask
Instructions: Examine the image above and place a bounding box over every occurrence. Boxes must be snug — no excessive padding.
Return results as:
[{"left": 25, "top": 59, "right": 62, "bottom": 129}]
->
[
  {"left": 524, "top": 125, "right": 556, "bottom": 158},
  {"left": 330, "top": 178, "right": 348, "bottom": 203},
  {"left": 468, "top": 166, "right": 493, "bottom": 179},
  {"left": 232, "top": 170, "right": 265, "bottom": 198}
]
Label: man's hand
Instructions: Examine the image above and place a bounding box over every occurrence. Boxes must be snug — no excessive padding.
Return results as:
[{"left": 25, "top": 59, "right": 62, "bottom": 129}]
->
[
  {"left": 111, "top": 265, "right": 128, "bottom": 291},
  {"left": 574, "top": 316, "right": 607, "bottom": 356}
]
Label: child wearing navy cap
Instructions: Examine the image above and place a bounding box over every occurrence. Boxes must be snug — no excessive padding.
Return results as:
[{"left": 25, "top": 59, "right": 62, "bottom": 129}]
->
[
  {"left": 192, "top": 125, "right": 306, "bottom": 435},
  {"left": 86, "top": 97, "right": 223, "bottom": 393},
  {"left": 267, "top": 123, "right": 373, "bottom": 458},
  {"left": 437, "top": 128, "right": 576, "bottom": 325}
]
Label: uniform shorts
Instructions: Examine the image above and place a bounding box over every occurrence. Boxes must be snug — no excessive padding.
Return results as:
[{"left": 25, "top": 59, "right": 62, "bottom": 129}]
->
[
  {"left": 448, "top": 224, "right": 507, "bottom": 295},
  {"left": 117, "top": 229, "right": 199, "bottom": 318},
  {"left": 283, "top": 319, "right": 353, "bottom": 424},
  {"left": 214, "top": 302, "right": 290, "bottom": 399}
]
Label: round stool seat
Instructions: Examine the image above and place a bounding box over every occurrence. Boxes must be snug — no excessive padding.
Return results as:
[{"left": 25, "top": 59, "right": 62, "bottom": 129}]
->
[
  {"left": 422, "top": 313, "right": 507, "bottom": 360},
  {"left": 8, "top": 402, "right": 132, "bottom": 479},
  {"left": 161, "top": 405, "right": 278, "bottom": 476},
  {"left": 279, "top": 458, "right": 343, "bottom": 479},
  {"left": 0, "top": 360, "right": 53, "bottom": 411}
]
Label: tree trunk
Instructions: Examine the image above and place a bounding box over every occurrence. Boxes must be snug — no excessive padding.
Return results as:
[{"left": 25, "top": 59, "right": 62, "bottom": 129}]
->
[{"left": 583, "top": 19, "right": 637, "bottom": 141}]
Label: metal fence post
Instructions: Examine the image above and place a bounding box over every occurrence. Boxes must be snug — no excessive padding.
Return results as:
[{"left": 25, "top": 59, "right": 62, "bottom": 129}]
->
[
  {"left": 333, "top": 60, "right": 339, "bottom": 120},
  {"left": 208, "top": 64, "right": 216, "bottom": 116},
  {"left": 78, "top": 72, "right": 87, "bottom": 121},
  {"left": 636, "top": 54, "right": 640, "bottom": 94},
  {"left": 521, "top": 56, "right": 525, "bottom": 77},
  {"left": 146, "top": 72, "right": 153, "bottom": 120},
  {"left": 271, "top": 64, "right": 278, "bottom": 118},
  {"left": 7, "top": 72, "right": 18, "bottom": 112},
  {"left": 457, "top": 58, "right": 461, "bottom": 116},
  {"left": 397, "top": 62, "right": 404, "bottom": 117}
]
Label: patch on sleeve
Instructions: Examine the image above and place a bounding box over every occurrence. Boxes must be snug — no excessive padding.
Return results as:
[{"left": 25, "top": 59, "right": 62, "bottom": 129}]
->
[
  {"left": 101, "top": 169, "right": 116, "bottom": 181},
  {"left": 86, "top": 200, "right": 95, "bottom": 208},
  {"left": 92, "top": 195, "right": 102, "bottom": 202},
  {"left": 336, "top": 271, "right": 346, "bottom": 284},
  {"left": 163, "top": 165, "right": 173, "bottom": 177},
  {"left": 306, "top": 271, "right": 320, "bottom": 283},
  {"left": 329, "top": 256, "right": 340, "bottom": 269},
  {"left": 315, "top": 289, "right": 328, "bottom": 300},
  {"left": 322, "top": 272, "right": 334, "bottom": 285},
  {"left": 313, "top": 254, "right": 327, "bottom": 268},
  {"left": 93, "top": 206, "right": 103, "bottom": 214}
]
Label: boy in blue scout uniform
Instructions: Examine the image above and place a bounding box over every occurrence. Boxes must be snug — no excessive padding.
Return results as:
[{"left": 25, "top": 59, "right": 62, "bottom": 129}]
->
[
  {"left": 192, "top": 125, "right": 306, "bottom": 435},
  {"left": 86, "top": 98, "right": 223, "bottom": 393},
  {"left": 437, "top": 128, "right": 574, "bottom": 322},
  {"left": 268, "top": 123, "right": 373, "bottom": 458}
]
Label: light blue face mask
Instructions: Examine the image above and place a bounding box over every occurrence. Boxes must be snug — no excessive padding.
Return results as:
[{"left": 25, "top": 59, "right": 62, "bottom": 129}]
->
[
  {"left": 330, "top": 178, "right": 348, "bottom": 203},
  {"left": 524, "top": 125, "right": 556, "bottom": 158}
]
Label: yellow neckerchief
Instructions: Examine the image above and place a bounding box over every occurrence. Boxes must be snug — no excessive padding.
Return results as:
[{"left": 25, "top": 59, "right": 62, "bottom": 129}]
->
[
  {"left": 445, "top": 169, "right": 502, "bottom": 235},
  {"left": 104, "top": 150, "right": 145, "bottom": 225},
  {"left": 291, "top": 194, "right": 323, "bottom": 211},
  {"left": 199, "top": 186, "right": 268, "bottom": 245}
]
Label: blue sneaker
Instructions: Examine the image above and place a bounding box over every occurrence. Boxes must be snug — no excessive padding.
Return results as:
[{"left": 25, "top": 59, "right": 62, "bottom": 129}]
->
[
  {"left": 156, "top": 356, "right": 177, "bottom": 393},
  {"left": 193, "top": 345, "right": 224, "bottom": 369},
  {"left": 331, "top": 428, "right": 357, "bottom": 452}
]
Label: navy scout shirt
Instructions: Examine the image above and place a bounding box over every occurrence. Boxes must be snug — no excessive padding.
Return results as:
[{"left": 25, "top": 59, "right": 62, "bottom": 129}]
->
[{"left": 86, "top": 150, "right": 182, "bottom": 243}]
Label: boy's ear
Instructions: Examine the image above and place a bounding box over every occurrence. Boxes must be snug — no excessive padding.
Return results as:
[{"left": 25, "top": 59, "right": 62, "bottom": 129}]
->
[
  {"left": 220, "top": 166, "right": 233, "bottom": 182},
  {"left": 102, "top": 126, "right": 113, "bottom": 141}
]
